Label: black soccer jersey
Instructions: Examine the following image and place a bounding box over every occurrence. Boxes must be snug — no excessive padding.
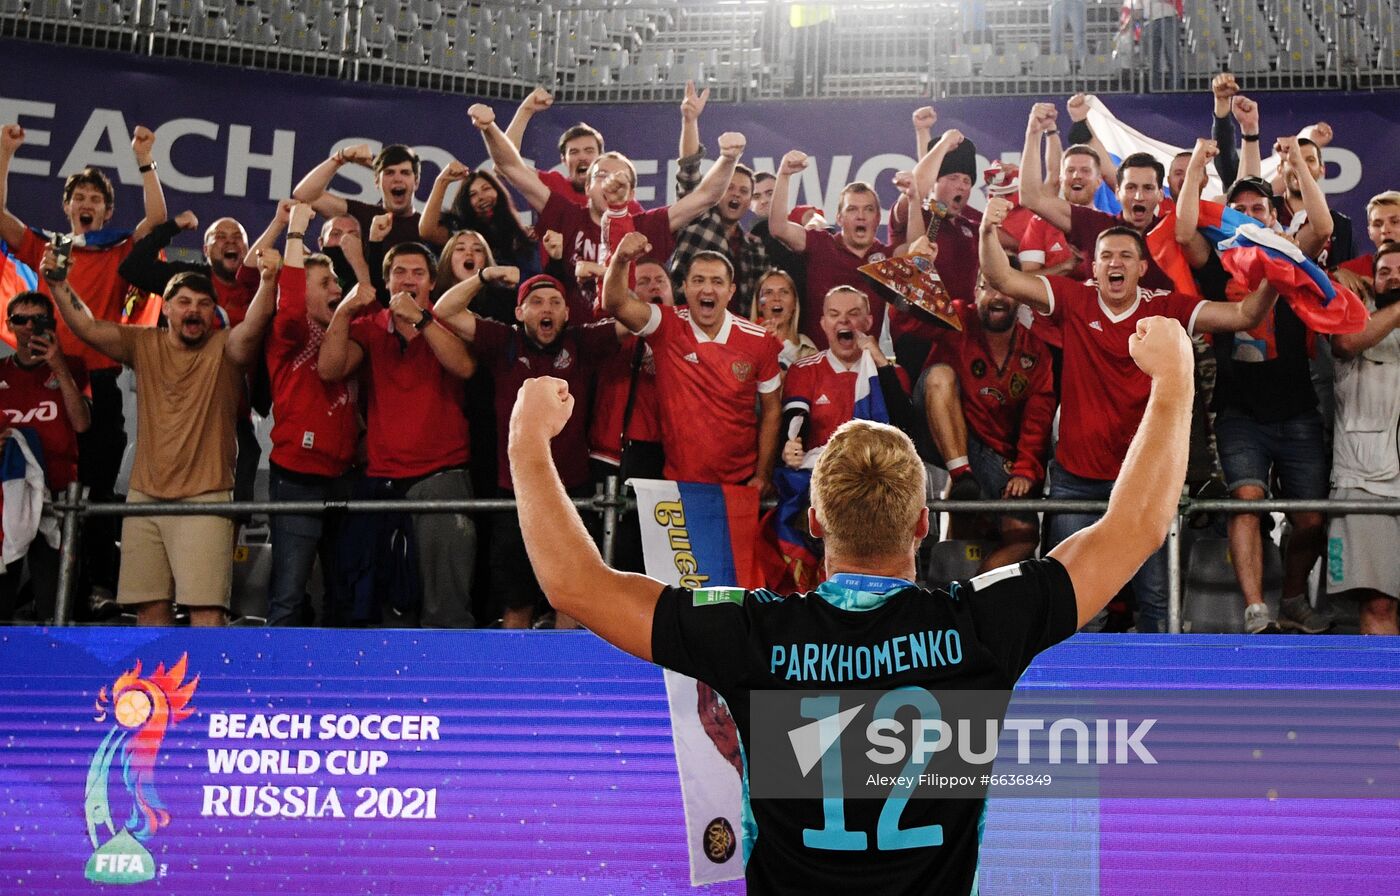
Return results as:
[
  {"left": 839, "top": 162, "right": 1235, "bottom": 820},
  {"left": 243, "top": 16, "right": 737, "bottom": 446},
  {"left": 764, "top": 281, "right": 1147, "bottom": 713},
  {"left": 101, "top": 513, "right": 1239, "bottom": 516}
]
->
[{"left": 651, "top": 558, "right": 1078, "bottom": 896}]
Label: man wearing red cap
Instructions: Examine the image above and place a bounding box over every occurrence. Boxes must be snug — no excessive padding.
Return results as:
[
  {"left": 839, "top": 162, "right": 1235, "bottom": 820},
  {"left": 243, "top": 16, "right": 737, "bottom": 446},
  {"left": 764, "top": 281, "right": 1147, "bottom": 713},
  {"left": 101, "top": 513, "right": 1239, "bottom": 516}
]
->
[{"left": 398, "top": 272, "right": 623, "bottom": 629}]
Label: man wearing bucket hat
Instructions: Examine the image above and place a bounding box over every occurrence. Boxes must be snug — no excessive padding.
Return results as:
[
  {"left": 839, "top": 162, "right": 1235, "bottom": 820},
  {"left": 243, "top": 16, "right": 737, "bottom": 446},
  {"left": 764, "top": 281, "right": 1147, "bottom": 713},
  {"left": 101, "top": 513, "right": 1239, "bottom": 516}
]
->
[{"left": 397, "top": 272, "right": 625, "bottom": 629}]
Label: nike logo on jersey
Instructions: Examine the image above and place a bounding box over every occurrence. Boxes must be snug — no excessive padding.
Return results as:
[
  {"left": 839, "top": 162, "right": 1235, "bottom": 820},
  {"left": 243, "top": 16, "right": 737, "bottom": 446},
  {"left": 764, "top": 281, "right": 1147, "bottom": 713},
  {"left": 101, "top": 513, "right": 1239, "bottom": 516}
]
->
[
  {"left": 815, "top": 394, "right": 831, "bottom": 406},
  {"left": 1089, "top": 320, "right": 1104, "bottom": 332},
  {"left": 684, "top": 352, "right": 700, "bottom": 363}
]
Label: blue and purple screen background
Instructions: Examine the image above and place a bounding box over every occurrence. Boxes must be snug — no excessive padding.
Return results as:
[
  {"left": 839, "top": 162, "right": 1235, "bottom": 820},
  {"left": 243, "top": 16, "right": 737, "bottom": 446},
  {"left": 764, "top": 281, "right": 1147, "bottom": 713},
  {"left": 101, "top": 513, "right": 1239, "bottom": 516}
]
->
[{"left": 1, "top": 628, "right": 1397, "bottom": 894}]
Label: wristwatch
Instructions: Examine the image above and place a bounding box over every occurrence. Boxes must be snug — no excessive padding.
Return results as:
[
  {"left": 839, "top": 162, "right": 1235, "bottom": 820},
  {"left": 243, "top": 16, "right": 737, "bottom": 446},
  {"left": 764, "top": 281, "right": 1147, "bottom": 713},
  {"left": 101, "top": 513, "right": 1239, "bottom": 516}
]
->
[{"left": 414, "top": 308, "right": 433, "bottom": 331}]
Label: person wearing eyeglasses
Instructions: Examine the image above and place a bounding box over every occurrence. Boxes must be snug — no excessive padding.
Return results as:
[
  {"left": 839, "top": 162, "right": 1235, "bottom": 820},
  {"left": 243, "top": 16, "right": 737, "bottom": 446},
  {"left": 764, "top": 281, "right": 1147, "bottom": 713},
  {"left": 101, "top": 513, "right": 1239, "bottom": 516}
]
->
[{"left": 0, "top": 291, "right": 91, "bottom": 623}]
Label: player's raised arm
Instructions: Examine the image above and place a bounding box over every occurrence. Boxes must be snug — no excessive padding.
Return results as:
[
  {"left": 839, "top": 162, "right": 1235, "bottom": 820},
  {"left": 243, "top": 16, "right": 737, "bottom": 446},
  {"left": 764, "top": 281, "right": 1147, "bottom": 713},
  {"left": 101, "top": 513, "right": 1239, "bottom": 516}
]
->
[
  {"left": 1049, "top": 316, "right": 1194, "bottom": 627},
  {"left": 509, "top": 377, "right": 665, "bottom": 661}
]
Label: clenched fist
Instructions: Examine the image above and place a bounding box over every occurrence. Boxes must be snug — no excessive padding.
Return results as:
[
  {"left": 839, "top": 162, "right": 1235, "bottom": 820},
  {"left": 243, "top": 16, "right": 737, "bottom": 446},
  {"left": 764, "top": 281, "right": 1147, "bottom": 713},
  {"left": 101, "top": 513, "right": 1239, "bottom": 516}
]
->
[
  {"left": 336, "top": 143, "right": 375, "bottom": 167},
  {"left": 437, "top": 160, "right": 470, "bottom": 182},
  {"left": 779, "top": 150, "right": 808, "bottom": 176},
  {"left": 467, "top": 104, "right": 496, "bottom": 129},
  {"left": 0, "top": 124, "right": 23, "bottom": 156},
  {"left": 1128, "top": 316, "right": 1192, "bottom": 384},
  {"left": 912, "top": 106, "right": 937, "bottom": 132},
  {"left": 256, "top": 247, "right": 282, "bottom": 279},
  {"left": 175, "top": 210, "right": 200, "bottom": 231},
  {"left": 981, "top": 196, "right": 1013, "bottom": 232},
  {"left": 611, "top": 231, "right": 653, "bottom": 265},
  {"left": 510, "top": 376, "right": 576, "bottom": 443},
  {"left": 131, "top": 125, "right": 155, "bottom": 161},
  {"left": 1066, "top": 93, "right": 1090, "bottom": 122},
  {"left": 717, "top": 132, "right": 746, "bottom": 161}
]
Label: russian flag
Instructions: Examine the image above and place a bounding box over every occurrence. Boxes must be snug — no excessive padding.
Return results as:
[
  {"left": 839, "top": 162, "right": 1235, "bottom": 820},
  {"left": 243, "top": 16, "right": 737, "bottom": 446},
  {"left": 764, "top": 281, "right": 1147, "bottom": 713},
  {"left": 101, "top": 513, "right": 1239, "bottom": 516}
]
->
[
  {"left": 851, "top": 350, "right": 890, "bottom": 425},
  {"left": 631, "top": 479, "right": 761, "bottom": 590},
  {"left": 0, "top": 240, "right": 40, "bottom": 349},
  {"left": 1197, "top": 200, "right": 1369, "bottom": 334}
]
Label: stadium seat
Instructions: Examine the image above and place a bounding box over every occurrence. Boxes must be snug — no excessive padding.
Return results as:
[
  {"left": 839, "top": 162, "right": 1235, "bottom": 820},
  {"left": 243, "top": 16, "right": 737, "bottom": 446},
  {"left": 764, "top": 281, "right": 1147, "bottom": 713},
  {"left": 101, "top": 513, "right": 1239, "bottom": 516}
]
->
[
  {"left": 31, "top": 0, "right": 72, "bottom": 19},
  {"left": 617, "top": 61, "right": 658, "bottom": 85},
  {"left": 386, "top": 31, "right": 426, "bottom": 65},
  {"left": 667, "top": 61, "right": 704, "bottom": 85},
  {"left": 1079, "top": 53, "right": 1117, "bottom": 76},
  {"left": 1182, "top": 537, "right": 1282, "bottom": 634},
  {"left": 415, "top": 0, "right": 441, "bottom": 28},
  {"left": 1228, "top": 48, "right": 1271, "bottom": 73},
  {"left": 979, "top": 53, "right": 1022, "bottom": 78},
  {"left": 635, "top": 47, "right": 674, "bottom": 69},
  {"left": 1032, "top": 53, "right": 1071, "bottom": 77},
  {"left": 358, "top": 19, "right": 394, "bottom": 56},
  {"left": 575, "top": 63, "right": 611, "bottom": 86},
  {"left": 230, "top": 541, "right": 271, "bottom": 624},
  {"left": 944, "top": 54, "right": 973, "bottom": 78},
  {"left": 189, "top": 12, "right": 230, "bottom": 39},
  {"left": 1277, "top": 48, "right": 1318, "bottom": 71},
  {"left": 429, "top": 27, "right": 463, "bottom": 70},
  {"left": 279, "top": 12, "right": 321, "bottom": 51},
  {"left": 1009, "top": 41, "right": 1041, "bottom": 63},
  {"left": 963, "top": 42, "right": 993, "bottom": 65},
  {"left": 78, "top": 0, "right": 125, "bottom": 25},
  {"left": 389, "top": 6, "right": 419, "bottom": 37},
  {"left": 923, "top": 540, "right": 994, "bottom": 586}
]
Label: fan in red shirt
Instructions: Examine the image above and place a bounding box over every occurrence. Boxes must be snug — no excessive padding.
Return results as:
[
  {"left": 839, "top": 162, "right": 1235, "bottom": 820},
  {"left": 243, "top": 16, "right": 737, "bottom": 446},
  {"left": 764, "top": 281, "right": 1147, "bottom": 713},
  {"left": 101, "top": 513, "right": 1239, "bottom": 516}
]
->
[
  {"left": 768, "top": 150, "right": 913, "bottom": 351},
  {"left": 317, "top": 242, "right": 476, "bottom": 629},
  {"left": 605, "top": 233, "right": 783, "bottom": 494},
  {"left": 782, "top": 287, "right": 913, "bottom": 462},
  {"left": 262, "top": 203, "right": 360, "bottom": 626},
  {"left": 982, "top": 196, "right": 1284, "bottom": 632},
  {"left": 469, "top": 103, "right": 741, "bottom": 322},
  {"left": 498, "top": 88, "right": 644, "bottom": 215},
  {"left": 409, "top": 271, "right": 622, "bottom": 629},
  {"left": 0, "top": 290, "right": 91, "bottom": 623},
  {"left": 920, "top": 276, "right": 1055, "bottom": 572},
  {"left": 1, "top": 121, "right": 168, "bottom": 615},
  {"left": 1018, "top": 104, "right": 1180, "bottom": 292}
]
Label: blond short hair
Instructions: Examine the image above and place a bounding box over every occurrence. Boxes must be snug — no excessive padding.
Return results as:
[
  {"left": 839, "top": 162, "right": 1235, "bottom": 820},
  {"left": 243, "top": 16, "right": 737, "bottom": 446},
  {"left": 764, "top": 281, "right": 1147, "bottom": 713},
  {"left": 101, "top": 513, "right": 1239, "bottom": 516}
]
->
[
  {"left": 811, "top": 420, "right": 926, "bottom": 560},
  {"left": 1368, "top": 191, "right": 1400, "bottom": 220}
]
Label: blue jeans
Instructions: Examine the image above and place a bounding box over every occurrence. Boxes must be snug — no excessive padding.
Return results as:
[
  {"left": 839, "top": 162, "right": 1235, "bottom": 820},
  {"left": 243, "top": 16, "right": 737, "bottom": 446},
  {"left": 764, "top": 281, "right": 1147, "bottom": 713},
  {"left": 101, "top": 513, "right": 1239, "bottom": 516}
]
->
[
  {"left": 1143, "top": 15, "right": 1180, "bottom": 90},
  {"left": 268, "top": 466, "right": 348, "bottom": 627},
  {"left": 1046, "top": 460, "right": 1170, "bottom": 633},
  {"left": 1215, "top": 410, "right": 1330, "bottom": 498},
  {"left": 1050, "top": 0, "right": 1087, "bottom": 63}
]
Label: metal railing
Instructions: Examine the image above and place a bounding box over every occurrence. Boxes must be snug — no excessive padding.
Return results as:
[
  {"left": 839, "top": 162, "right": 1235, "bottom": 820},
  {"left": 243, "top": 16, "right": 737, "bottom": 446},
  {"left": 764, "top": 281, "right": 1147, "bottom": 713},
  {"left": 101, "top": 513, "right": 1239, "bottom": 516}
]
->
[
  {"left": 2, "top": 0, "right": 1397, "bottom": 103},
  {"left": 39, "top": 479, "right": 1400, "bottom": 634}
]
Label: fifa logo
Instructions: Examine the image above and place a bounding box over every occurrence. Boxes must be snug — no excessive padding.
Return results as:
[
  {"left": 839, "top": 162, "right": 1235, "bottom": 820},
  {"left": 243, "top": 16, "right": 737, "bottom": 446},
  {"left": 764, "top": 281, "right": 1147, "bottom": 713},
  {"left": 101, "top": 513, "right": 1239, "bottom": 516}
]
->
[{"left": 84, "top": 655, "right": 199, "bottom": 884}]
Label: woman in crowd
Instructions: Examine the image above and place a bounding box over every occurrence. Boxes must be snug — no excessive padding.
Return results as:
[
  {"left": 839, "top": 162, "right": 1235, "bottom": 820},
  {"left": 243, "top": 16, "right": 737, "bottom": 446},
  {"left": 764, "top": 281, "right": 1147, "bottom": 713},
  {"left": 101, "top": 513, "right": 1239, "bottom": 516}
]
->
[
  {"left": 422, "top": 166, "right": 541, "bottom": 277},
  {"left": 752, "top": 268, "right": 816, "bottom": 369}
]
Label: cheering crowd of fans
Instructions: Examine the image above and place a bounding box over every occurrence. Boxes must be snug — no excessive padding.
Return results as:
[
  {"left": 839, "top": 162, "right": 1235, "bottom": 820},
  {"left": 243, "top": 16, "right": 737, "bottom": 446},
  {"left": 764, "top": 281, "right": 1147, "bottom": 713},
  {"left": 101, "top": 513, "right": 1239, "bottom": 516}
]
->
[{"left": 0, "top": 72, "right": 1396, "bottom": 634}]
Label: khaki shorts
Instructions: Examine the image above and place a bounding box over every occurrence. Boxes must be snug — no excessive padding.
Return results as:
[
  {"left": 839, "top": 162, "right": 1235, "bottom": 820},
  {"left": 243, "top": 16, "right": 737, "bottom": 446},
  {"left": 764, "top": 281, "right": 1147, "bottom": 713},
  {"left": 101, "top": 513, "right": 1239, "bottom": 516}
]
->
[{"left": 116, "top": 490, "right": 234, "bottom": 608}]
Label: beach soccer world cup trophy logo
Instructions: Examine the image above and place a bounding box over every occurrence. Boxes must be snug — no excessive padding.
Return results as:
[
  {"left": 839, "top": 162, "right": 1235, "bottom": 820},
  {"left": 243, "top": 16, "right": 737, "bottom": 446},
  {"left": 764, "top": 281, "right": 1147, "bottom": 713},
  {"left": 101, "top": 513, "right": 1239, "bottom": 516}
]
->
[{"left": 84, "top": 655, "right": 199, "bottom": 884}]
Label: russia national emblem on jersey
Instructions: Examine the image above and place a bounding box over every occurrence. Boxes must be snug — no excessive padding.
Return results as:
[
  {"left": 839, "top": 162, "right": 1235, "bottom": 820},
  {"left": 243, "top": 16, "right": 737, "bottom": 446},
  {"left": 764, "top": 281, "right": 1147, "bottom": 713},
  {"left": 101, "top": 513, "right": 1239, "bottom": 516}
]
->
[
  {"left": 731, "top": 361, "right": 753, "bottom": 383},
  {"left": 553, "top": 347, "right": 573, "bottom": 371}
]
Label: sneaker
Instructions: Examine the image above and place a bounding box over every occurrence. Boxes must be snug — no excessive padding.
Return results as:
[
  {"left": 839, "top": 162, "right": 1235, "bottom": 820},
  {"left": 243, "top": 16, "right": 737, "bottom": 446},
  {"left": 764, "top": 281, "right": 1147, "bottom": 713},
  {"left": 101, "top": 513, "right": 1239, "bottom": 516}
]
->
[
  {"left": 1279, "top": 594, "right": 1333, "bottom": 634},
  {"left": 1244, "top": 603, "right": 1280, "bottom": 634}
]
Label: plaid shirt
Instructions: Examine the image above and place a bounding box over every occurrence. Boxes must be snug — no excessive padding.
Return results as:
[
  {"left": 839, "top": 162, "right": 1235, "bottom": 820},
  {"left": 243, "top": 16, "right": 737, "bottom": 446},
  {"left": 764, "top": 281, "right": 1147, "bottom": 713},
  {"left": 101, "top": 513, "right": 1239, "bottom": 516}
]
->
[{"left": 669, "top": 150, "right": 770, "bottom": 313}]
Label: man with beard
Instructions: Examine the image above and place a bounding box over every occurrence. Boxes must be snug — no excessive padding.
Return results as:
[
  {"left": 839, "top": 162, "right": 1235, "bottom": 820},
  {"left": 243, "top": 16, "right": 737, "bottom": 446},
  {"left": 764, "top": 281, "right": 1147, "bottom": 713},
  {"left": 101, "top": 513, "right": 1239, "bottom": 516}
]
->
[
  {"left": 318, "top": 242, "right": 477, "bottom": 628},
  {"left": 769, "top": 152, "right": 906, "bottom": 351},
  {"left": 605, "top": 234, "right": 783, "bottom": 495},
  {"left": 262, "top": 203, "right": 359, "bottom": 627},
  {"left": 1018, "top": 144, "right": 1101, "bottom": 278},
  {"left": 502, "top": 88, "right": 645, "bottom": 215},
  {"left": 921, "top": 275, "right": 1055, "bottom": 573},
  {"left": 669, "top": 81, "right": 769, "bottom": 310},
  {"left": 1326, "top": 242, "right": 1400, "bottom": 635},
  {"left": 119, "top": 213, "right": 256, "bottom": 320},
  {"left": 293, "top": 143, "right": 430, "bottom": 254},
  {"left": 41, "top": 249, "right": 278, "bottom": 627},
  {"left": 403, "top": 273, "right": 621, "bottom": 629},
  {"left": 0, "top": 122, "right": 167, "bottom": 617},
  {"left": 1175, "top": 140, "right": 1335, "bottom": 634},
  {"left": 907, "top": 128, "right": 982, "bottom": 305},
  {"left": 1019, "top": 104, "right": 1179, "bottom": 292},
  {"left": 980, "top": 196, "right": 1283, "bottom": 632},
  {"left": 469, "top": 103, "right": 743, "bottom": 323},
  {"left": 1269, "top": 137, "right": 1353, "bottom": 268}
]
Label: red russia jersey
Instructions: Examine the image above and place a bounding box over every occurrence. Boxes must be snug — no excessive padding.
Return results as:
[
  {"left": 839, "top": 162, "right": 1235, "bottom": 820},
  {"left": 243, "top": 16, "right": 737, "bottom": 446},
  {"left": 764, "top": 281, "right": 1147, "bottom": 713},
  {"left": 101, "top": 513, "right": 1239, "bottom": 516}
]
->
[
  {"left": 589, "top": 334, "right": 661, "bottom": 465},
  {"left": 0, "top": 354, "right": 88, "bottom": 491},
  {"left": 640, "top": 305, "right": 782, "bottom": 484},
  {"left": 1066, "top": 204, "right": 1176, "bottom": 291},
  {"left": 800, "top": 229, "right": 894, "bottom": 350},
  {"left": 1040, "top": 275, "right": 1204, "bottom": 480},
  {"left": 923, "top": 302, "right": 1055, "bottom": 484},
  {"left": 472, "top": 317, "right": 618, "bottom": 490},
  {"left": 1017, "top": 213, "right": 1077, "bottom": 273},
  {"left": 14, "top": 229, "right": 135, "bottom": 372},
  {"left": 782, "top": 350, "right": 910, "bottom": 450},
  {"left": 350, "top": 309, "right": 470, "bottom": 479},
  {"left": 266, "top": 267, "right": 357, "bottom": 477},
  {"left": 535, "top": 192, "right": 673, "bottom": 322}
]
